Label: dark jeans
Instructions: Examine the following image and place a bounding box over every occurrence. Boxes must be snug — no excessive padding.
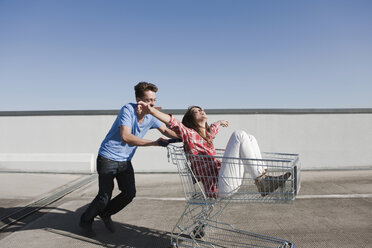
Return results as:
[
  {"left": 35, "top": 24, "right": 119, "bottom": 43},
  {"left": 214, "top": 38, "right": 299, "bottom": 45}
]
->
[{"left": 81, "top": 155, "right": 136, "bottom": 223}]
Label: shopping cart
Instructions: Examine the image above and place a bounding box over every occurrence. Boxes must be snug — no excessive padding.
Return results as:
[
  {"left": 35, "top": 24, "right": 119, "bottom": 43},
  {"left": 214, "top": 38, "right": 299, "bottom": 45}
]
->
[{"left": 167, "top": 143, "right": 301, "bottom": 248}]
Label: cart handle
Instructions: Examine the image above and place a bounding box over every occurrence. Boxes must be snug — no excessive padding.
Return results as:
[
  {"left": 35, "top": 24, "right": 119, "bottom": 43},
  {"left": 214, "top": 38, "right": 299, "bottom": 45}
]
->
[{"left": 157, "top": 138, "right": 182, "bottom": 147}]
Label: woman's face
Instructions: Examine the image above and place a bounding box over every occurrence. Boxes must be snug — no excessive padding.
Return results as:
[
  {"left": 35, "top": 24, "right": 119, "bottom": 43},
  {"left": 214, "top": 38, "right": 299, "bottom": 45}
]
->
[{"left": 191, "top": 107, "right": 207, "bottom": 122}]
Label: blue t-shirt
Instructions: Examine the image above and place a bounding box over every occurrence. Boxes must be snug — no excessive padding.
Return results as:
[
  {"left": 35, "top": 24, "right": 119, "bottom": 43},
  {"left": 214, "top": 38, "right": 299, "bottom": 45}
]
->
[{"left": 98, "top": 103, "right": 163, "bottom": 161}]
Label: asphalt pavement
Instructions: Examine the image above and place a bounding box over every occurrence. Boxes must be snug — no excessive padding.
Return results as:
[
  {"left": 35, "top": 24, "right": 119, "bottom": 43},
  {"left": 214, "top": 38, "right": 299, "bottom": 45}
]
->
[{"left": 0, "top": 170, "right": 371, "bottom": 248}]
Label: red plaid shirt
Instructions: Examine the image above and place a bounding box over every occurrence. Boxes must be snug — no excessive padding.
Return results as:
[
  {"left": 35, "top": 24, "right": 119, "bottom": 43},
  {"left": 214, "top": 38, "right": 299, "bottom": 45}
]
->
[{"left": 167, "top": 115, "right": 221, "bottom": 197}]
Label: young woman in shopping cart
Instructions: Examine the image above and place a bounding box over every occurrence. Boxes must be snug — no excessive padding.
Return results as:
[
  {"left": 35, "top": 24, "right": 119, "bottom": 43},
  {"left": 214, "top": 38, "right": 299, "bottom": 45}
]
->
[{"left": 138, "top": 102, "right": 291, "bottom": 198}]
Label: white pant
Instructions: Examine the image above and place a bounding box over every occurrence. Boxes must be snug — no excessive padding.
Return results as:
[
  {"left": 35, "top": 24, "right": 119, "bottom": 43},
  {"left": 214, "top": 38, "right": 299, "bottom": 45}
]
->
[{"left": 217, "top": 130, "right": 266, "bottom": 197}]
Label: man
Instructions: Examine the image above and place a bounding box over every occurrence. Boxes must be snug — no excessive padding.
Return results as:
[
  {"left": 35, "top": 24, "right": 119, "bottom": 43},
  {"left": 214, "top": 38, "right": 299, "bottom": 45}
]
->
[{"left": 79, "top": 82, "right": 178, "bottom": 235}]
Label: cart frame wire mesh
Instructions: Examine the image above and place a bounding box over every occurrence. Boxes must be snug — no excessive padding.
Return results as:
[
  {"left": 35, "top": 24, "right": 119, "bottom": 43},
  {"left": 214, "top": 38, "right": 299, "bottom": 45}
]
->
[{"left": 167, "top": 144, "right": 301, "bottom": 248}]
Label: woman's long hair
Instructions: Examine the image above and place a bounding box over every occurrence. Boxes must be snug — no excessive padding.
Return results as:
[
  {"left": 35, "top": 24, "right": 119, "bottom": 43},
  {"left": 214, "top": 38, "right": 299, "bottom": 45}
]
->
[{"left": 182, "top": 106, "right": 213, "bottom": 145}]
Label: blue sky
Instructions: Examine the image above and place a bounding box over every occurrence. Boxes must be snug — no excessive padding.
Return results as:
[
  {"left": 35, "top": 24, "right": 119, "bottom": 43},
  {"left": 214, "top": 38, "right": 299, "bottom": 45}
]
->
[{"left": 1, "top": 0, "right": 371, "bottom": 111}]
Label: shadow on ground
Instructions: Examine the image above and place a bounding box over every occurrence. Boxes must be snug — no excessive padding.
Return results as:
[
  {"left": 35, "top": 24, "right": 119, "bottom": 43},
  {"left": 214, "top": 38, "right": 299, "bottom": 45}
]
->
[{"left": 1, "top": 205, "right": 173, "bottom": 248}]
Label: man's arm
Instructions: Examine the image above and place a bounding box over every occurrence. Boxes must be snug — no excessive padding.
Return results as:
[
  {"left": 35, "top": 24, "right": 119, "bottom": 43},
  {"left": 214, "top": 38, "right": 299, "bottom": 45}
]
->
[
  {"left": 157, "top": 125, "right": 179, "bottom": 139},
  {"left": 121, "top": 125, "right": 159, "bottom": 146}
]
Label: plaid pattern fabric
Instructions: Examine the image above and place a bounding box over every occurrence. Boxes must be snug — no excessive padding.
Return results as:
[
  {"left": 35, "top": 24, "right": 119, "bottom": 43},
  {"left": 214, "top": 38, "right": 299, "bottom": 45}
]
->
[{"left": 167, "top": 115, "right": 221, "bottom": 197}]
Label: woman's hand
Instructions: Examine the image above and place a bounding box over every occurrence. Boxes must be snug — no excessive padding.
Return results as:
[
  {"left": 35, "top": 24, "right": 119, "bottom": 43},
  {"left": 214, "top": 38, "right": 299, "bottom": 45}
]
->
[
  {"left": 219, "top": 120, "right": 229, "bottom": 127},
  {"left": 137, "top": 101, "right": 171, "bottom": 125},
  {"left": 137, "top": 101, "right": 153, "bottom": 115}
]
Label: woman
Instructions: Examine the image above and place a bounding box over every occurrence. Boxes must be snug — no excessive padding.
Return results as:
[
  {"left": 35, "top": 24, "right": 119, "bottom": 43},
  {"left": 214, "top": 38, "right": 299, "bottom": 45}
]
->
[{"left": 138, "top": 102, "right": 291, "bottom": 198}]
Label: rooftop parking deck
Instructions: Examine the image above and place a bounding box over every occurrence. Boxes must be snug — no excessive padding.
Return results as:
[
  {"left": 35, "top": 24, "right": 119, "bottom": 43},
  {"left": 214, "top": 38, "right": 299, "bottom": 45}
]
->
[{"left": 0, "top": 170, "right": 371, "bottom": 248}]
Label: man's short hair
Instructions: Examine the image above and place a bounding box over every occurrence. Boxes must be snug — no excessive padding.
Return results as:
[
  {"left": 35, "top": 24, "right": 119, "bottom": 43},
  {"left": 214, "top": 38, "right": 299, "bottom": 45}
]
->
[{"left": 134, "top": 82, "right": 158, "bottom": 98}]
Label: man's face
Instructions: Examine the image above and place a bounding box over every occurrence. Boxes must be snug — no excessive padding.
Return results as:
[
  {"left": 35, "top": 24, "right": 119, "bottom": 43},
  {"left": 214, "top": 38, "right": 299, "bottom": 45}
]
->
[{"left": 137, "top": 90, "right": 156, "bottom": 107}]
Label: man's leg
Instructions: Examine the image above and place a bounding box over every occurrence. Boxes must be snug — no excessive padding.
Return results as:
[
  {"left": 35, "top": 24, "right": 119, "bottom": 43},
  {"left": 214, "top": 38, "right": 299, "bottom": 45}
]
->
[
  {"left": 100, "top": 162, "right": 136, "bottom": 217},
  {"left": 97, "top": 162, "right": 135, "bottom": 232},
  {"left": 79, "top": 157, "right": 115, "bottom": 234},
  {"left": 81, "top": 173, "right": 114, "bottom": 222}
]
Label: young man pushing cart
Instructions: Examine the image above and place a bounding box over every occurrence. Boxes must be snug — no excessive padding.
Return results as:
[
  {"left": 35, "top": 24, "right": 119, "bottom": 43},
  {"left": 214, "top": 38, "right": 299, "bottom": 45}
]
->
[{"left": 79, "top": 82, "right": 178, "bottom": 235}]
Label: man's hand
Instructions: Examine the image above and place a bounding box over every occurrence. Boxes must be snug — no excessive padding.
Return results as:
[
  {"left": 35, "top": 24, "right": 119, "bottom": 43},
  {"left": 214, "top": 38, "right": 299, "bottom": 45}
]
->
[
  {"left": 156, "top": 137, "right": 170, "bottom": 147},
  {"left": 156, "top": 137, "right": 182, "bottom": 147}
]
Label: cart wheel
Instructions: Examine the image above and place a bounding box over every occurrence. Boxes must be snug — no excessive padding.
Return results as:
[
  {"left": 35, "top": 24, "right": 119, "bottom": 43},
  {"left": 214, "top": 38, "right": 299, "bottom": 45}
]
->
[
  {"left": 280, "top": 243, "right": 296, "bottom": 248},
  {"left": 192, "top": 224, "right": 206, "bottom": 238}
]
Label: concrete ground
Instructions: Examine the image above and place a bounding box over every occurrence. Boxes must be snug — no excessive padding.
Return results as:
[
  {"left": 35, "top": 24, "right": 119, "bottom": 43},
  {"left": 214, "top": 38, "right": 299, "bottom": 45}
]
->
[{"left": 0, "top": 170, "right": 372, "bottom": 248}]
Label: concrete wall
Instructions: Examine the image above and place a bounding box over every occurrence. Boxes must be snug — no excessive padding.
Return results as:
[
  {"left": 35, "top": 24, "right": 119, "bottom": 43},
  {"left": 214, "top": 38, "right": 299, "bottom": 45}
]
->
[{"left": 1, "top": 109, "right": 372, "bottom": 173}]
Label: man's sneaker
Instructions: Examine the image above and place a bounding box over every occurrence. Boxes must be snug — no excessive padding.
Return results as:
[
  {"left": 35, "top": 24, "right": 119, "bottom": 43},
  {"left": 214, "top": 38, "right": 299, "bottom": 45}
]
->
[
  {"left": 100, "top": 215, "right": 116, "bottom": 233},
  {"left": 255, "top": 172, "right": 291, "bottom": 197},
  {"left": 79, "top": 214, "right": 96, "bottom": 237}
]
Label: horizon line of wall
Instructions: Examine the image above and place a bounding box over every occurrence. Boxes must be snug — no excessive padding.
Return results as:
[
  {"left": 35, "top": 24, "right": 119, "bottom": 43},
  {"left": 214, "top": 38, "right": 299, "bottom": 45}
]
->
[
  {"left": 2, "top": 108, "right": 372, "bottom": 116},
  {"left": 1, "top": 108, "right": 372, "bottom": 173}
]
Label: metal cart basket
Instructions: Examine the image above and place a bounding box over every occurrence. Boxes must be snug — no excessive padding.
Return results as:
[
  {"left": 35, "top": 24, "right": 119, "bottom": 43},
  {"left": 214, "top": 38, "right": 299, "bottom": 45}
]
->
[{"left": 167, "top": 144, "right": 301, "bottom": 248}]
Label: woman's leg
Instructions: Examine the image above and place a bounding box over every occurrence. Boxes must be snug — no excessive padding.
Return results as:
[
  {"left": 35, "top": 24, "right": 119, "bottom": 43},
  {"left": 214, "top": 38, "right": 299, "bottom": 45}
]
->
[
  {"left": 236, "top": 131, "right": 265, "bottom": 178},
  {"left": 218, "top": 130, "right": 266, "bottom": 197}
]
